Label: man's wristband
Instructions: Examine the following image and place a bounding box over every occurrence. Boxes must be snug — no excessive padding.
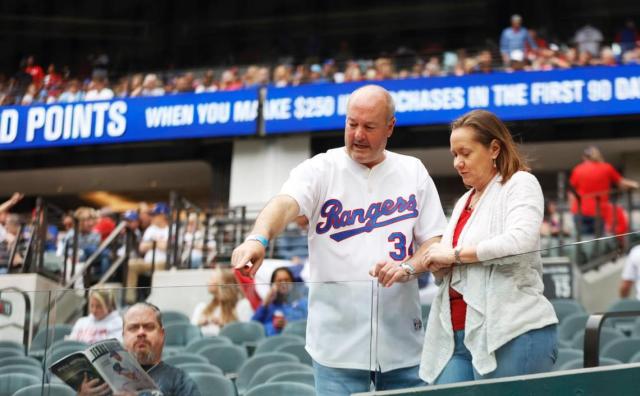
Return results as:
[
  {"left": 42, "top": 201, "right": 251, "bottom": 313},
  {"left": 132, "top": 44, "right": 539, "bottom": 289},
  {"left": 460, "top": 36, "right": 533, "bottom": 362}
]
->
[{"left": 245, "top": 234, "right": 269, "bottom": 248}]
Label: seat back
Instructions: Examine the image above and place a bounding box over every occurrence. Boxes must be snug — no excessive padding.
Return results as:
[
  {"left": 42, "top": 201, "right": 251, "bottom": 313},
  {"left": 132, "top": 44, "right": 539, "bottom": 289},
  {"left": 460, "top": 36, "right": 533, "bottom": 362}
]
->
[
  {"left": 185, "top": 336, "right": 232, "bottom": 353},
  {"left": 0, "top": 356, "right": 42, "bottom": 368},
  {"left": 246, "top": 381, "right": 316, "bottom": 396},
  {"left": 0, "top": 372, "right": 41, "bottom": 395},
  {"left": 601, "top": 338, "right": 640, "bottom": 363},
  {"left": 164, "top": 353, "right": 209, "bottom": 366},
  {"left": 13, "top": 383, "right": 76, "bottom": 396},
  {"left": 551, "top": 299, "right": 586, "bottom": 323},
  {"left": 30, "top": 325, "right": 73, "bottom": 355},
  {"left": 559, "top": 357, "right": 622, "bottom": 371},
  {"left": 254, "top": 334, "right": 305, "bottom": 355},
  {"left": 571, "top": 327, "right": 625, "bottom": 351},
  {"left": 164, "top": 323, "right": 202, "bottom": 347},
  {"left": 236, "top": 352, "right": 300, "bottom": 395},
  {"left": 0, "top": 340, "right": 26, "bottom": 355},
  {"left": 198, "top": 344, "right": 248, "bottom": 374},
  {"left": 553, "top": 348, "right": 583, "bottom": 370},
  {"left": 175, "top": 362, "right": 223, "bottom": 376},
  {"left": 277, "top": 343, "right": 312, "bottom": 366},
  {"left": 282, "top": 320, "right": 307, "bottom": 338},
  {"left": 558, "top": 314, "right": 589, "bottom": 341},
  {"left": 0, "top": 364, "right": 43, "bottom": 379},
  {"left": 189, "top": 373, "right": 235, "bottom": 396},
  {"left": 0, "top": 347, "right": 24, "bottom": 358},
  {"left": 219, "top": 321, "right": 265, "bottom": 345},
  {"left": 161, "top": 310, "right": 191, "bottom": 325},
  {"left": 247, "top": 362, "right": 313, "bottom": 390},
  {"left": 267, "top": 371, "right": 315, "bottom": 387}
]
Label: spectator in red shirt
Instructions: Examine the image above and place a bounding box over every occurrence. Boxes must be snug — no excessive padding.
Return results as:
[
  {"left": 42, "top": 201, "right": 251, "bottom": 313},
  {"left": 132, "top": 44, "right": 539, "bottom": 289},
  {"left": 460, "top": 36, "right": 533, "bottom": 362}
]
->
[
  {"left": 24, "top": 55, "right": 44, "bottom": 89},
  {"left": 569, "top": 146, "right": 638, "bottom": 235},
  {"left": 94, "top": 207, "right": 116, "bottom": 241}
]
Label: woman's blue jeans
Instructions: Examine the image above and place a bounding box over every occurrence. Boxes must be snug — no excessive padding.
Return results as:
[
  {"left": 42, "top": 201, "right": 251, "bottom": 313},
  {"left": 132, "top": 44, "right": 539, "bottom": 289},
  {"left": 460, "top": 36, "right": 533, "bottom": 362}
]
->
[{"left": 434, "top": 324, "right": 558, "bottom": 385}]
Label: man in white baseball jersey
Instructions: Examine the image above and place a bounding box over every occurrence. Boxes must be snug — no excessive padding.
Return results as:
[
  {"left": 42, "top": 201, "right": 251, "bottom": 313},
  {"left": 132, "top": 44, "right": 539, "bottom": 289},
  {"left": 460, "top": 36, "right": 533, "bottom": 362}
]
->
[
  {"left": 620, "top": 245, "right": 640, "bottom": 299},
  {"left": 232, "top": 84, "right": 446, "bottom": 395}
]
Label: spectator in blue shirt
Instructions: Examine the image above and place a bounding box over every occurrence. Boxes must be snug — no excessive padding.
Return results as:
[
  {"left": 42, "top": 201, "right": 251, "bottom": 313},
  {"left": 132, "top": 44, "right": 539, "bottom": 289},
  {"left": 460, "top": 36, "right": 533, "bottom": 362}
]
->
[
  {"left": 252, "top": 266, "right": 308, "bottom": 336},
  {"left": 500, "top": 14, "right": 537, "bottom": 65}
]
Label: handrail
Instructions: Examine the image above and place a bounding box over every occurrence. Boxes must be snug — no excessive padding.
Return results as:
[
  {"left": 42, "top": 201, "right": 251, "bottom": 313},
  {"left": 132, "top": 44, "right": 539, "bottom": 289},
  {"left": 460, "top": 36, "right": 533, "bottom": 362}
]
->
[
  {"left": 0, "top": 287, "right": 32, "bottom": 355},
  {"left": 64, "top": 221, "right": 127, "bottom": 289},
  {"left": 584, "top": 310, "right": 640, "bottom": 368}
]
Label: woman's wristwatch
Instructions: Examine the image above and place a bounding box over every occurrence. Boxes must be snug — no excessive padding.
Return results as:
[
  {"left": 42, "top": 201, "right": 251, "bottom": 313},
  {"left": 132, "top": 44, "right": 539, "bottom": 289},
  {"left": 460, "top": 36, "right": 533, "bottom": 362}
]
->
[{"left": 454, "top": 247, "right": 463, "bottom": 266}]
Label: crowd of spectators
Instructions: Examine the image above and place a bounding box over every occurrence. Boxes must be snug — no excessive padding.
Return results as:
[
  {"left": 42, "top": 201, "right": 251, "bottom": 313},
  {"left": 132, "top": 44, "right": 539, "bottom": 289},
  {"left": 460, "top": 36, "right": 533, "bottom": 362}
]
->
[{"left": 1, "top": 17, "right": 639, "bottom": 106}]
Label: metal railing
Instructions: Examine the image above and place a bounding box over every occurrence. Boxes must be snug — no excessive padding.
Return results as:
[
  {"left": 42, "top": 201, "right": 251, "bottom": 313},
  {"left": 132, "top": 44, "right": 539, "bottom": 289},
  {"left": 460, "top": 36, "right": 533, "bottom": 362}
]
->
[{"left": 584, "top": 310, "right": 640, "bottom": 368}]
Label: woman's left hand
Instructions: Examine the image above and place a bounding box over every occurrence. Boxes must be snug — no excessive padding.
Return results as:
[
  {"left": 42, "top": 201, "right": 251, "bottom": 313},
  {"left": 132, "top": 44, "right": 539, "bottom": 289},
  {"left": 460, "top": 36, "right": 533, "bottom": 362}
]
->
[{"left": 422, "top": 243, "right": 455, "bottom": 272}]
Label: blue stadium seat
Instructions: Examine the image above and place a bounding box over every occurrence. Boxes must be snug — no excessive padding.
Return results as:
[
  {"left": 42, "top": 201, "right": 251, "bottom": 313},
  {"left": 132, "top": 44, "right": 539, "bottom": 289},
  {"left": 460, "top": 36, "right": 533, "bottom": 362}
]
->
[
  {"left": 276, "top": 343, "right": 312, "bottom": 366},
  {"left": 175, "top": 362, "right": 224, "bottom": 377},
  {"left": 282, "top": 320, "right": 307, "bottom": 338},
  {"left": 553, "top": 348, "right": 583, "bottom": 371},
  {"left": 30, "top": 324, "right": 73, "bottom": 357},
  {"left": 605, "top": 299, "right": 640, "bottom": 333},
  {"left": 0, "top": 356, "right": 41, "bottom": 368},
  {"left": 558, "top": 313, "right": 589, "bottom": 341},
  {"left": 0, "top": 372, "right": 40, "bottom": 395},
  {"left": 0, "top": 364, "right": 43, "bottom": 378},
  {"left": 551, "top": 299, "right": 586, "bottom": 323},
  {"left": 254, "top": 334, "right": 305, "bottom": 355},
  {"left": 189, "top": 373, "right": 235, "bottom": 396},
  {"left": 247, "top": 362, "right": 313, "bottom": 390},
  {"left": 161, "top": 310, "right": 191, "bottom": 325},
  {"left": 267, "top": 371, "right": 315, "bottom": 387},
  {"left": 185, "top": 336, "right": 232, "bottom": 353},
  {"left": 559, "top": 357, "right": 622, "bottom": 370},
  {"left": 164, "top": 353, "right": 209, "bottom": 366},
  {"left": 198, "top": 344, "right": 248, "bottom": 375},
  {"left": 13, "top": 383, "right": 76, "bottom": 396},
  {"left": 219, "top": 321, "right": 265, "bottom": 346},
  {"left": 601, "top": 338, "right": 640, "bottom": 363},
  {"left": 236, "top": 352, "right": 300, "bottom": 395},
  {"left": 245, "top": 381, "right": 316, "bottom": 396},
  {"left": 164, "top": 322, "right": 202, "bottom": 347},
  {"left": 630, "top": 350, "right": 640, "bottom": 363},
  {"left": 0, "top": 340, "right": 26, "bottom": 355},
  {"left": 0, "top": 346, "right": 24, "bottom": 358},
  {"left": 570, "top": 327, "right": 625, "bottom": 351}
]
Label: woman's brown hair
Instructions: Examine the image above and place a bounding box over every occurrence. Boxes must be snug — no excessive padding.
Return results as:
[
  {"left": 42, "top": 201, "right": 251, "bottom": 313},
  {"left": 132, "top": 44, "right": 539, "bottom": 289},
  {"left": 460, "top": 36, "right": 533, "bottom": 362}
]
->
[
  {"left": 202, "top": 268, "right": 242, "bottom": 325},
  {"left": 451, "top": 109, "right": 529, "bottom": 184}
]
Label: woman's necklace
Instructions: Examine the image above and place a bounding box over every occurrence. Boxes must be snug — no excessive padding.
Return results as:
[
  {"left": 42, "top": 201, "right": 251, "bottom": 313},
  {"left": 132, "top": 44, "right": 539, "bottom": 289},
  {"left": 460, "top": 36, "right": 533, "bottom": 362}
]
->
[{"left": 468, "top": 189, "right": 483, "bottom": 210}]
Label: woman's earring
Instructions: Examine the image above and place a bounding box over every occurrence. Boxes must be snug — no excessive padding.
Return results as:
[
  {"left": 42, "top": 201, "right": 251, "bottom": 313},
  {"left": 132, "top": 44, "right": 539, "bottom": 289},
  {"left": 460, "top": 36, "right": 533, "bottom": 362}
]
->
[{"left": 492, "top": 158, "right": 497, "bottom": 168}]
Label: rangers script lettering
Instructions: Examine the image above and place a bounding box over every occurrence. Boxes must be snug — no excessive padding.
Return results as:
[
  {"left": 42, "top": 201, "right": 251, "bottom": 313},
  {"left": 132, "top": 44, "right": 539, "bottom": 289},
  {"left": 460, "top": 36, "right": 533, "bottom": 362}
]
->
[{"left": 316, "top": 194, "right": 419, "bottom": 241}]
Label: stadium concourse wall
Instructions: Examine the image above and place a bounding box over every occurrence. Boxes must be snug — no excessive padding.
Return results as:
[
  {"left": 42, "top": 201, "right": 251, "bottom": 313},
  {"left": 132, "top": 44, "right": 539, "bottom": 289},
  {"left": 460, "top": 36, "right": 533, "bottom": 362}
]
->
[{"left": 352, "top": 363, "right": 640, "bottom": 395}]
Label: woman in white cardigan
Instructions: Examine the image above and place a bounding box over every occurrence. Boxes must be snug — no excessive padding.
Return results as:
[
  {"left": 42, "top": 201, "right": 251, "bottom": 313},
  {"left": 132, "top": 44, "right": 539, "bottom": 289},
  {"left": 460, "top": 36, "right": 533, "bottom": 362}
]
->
[{"left": 371, "top": 110, "right": 558, "bottom": 384}]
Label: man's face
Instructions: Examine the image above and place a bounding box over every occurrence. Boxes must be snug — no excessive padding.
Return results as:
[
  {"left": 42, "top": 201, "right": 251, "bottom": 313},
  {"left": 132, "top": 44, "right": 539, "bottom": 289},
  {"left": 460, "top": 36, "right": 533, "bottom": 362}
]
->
[
  {"left": 344, "top": 89, "right": 394, "bottom": 168},
  {"left": 123, "top": 306, "right": 164, "bottom": 366}
]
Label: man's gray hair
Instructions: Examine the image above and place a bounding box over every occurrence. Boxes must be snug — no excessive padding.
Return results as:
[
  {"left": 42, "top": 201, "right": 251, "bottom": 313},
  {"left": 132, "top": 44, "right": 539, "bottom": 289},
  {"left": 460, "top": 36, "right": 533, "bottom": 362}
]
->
[{"left": 124, "top": 301, "right": 164, "bottom": 328}]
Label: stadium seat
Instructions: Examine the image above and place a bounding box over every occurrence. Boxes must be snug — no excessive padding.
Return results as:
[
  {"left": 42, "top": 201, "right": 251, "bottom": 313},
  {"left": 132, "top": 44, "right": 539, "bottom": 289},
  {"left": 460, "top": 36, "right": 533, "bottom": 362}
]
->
[
  {"left": 277, "top": 343, "right": 312, "bottom": 366},
  {"left": 164, "top": 323, "right": 202, "bottom": 347},
  {"left": 164, "top": 353, "right": 209, "bottom": 366},
  {"left": 551, "top": 299, "right": 586, "bottom": 323},
  {"left": 45, "top": 344, "right": 88, "bottom": 367},
  {"left": 0, "top": 346, "right": 24, "bottom": 358},
  {"left": 198, "top": 344, "right": 248, "bottom": 375},
  {"left": 236, "top": 352, "right": 300, "bottom": 395},
  {"left": 553, "top": 348, "right": 583, "bottom": 371},
  {"left": 0, "top": 364, "right": 43, "bottom": 378},
  {"left": 605, "top": 299, "right": 640, "bottom": 332},
  {"left": 570, "top": 327, "right": 625, "bottom": 351},
  {"left": 188, "top": 373, "right": 235, "bottom": 396},
  {"left": 161, "top": 310, "right": 191, "bottom": 325},
  {"left": 600, "top": 338, "right": 640, "bottom": 363},
  {"left": 254, "top": 334, "right": 305, "bottom": 355},
  {"left": 631, "top": 317, "right": 640, "bottom": 338},
  {"left": 558, "top": 313, "right": 589, "bottom": 341},
  {"left": 219, "top": 321, "right": 265, "bottom": 346},
  {"left": 247, "top": 362, "right": 313, "bottom": 390},
  {"left": 0, "top": 340, "right": 26, "bottom": 355},
  {"left": 48, "top": 340, "right": 88, "bottom": 351},
  {"left": 29, "top": 324, "right": 73, "bottom": 357},
  {"left": 185, "top": 336, "right": 233, "bottom": 353},
  {"left": 245, "top": 381, "right": 316, "bottom": 396},
  {"left": 630, "top": 351, "right": 640, "bottom": 363},
  {"left": 282, "top": 320, "right": 307, "bottom": 338},
  {"left": 0, "top": 356, "right": 41, "bottom": 368},
  {"left": 267, "top": 371, "right": 315, "bottom": 387},
  {"left": 559, "top": 357, "right": 622, "bottom": 371},
  {"left": 0, "top": 372, "right": 40, "bottom": 395},
  {"left": 175, "top": 362, "right": 224, "bottom": 376},
  {"left": 13, "top": 383, "right": 76, "bottom": 396}
]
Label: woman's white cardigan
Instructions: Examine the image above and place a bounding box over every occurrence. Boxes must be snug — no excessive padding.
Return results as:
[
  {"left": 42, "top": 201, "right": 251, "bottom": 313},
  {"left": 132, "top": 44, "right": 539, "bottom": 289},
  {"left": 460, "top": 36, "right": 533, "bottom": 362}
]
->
[{"left": 419, "top": 171, "right": 558, "bottom": 383}]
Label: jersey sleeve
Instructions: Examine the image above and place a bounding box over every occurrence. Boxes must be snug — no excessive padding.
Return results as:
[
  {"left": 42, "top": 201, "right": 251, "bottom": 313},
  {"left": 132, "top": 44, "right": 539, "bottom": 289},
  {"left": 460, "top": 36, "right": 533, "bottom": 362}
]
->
[
  {"left": 279, "top": 156, "right": 323, "bottom": 219},
  {"left": 413, "top": 164, "right": 447, "bottom": 245}
]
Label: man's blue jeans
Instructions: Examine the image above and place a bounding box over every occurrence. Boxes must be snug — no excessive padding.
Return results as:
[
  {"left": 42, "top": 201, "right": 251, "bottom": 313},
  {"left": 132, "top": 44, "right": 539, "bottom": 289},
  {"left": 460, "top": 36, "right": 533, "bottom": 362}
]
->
[
  {"left": 434, "top": 324, "right": 558, "bottom": 384},
  {"left": 313, "top": 360, "right": 424, "bottom": 396}
]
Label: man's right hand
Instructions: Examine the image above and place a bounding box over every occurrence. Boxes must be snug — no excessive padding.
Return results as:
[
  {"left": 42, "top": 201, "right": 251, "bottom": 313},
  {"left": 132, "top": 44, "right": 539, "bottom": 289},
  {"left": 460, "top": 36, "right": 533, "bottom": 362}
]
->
[
  {"left": 78, "top": 373, "right": 110, "bottom": 396},
  {"left": 231, "top": 240, "right": 266, "bottom": 278}
]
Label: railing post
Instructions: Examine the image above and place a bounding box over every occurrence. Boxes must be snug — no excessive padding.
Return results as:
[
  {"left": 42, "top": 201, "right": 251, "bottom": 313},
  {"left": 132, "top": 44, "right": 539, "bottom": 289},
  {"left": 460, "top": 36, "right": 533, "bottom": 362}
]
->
[
  {"left": 203, "top": 212, "right": 211, "bottom": 268},
  {"left": 122, "top": 229, "right": 132, "bottom": 307}
]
